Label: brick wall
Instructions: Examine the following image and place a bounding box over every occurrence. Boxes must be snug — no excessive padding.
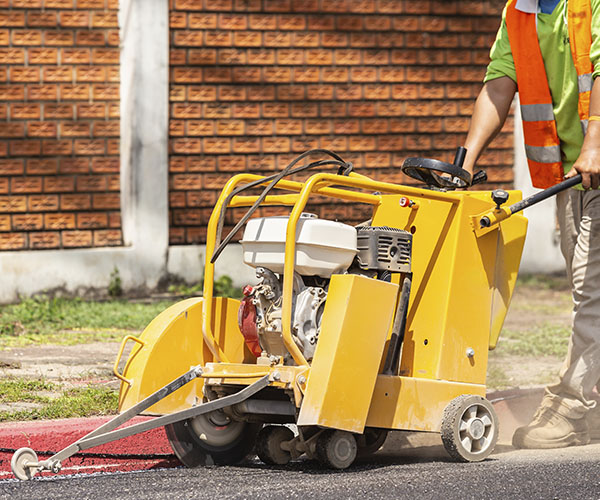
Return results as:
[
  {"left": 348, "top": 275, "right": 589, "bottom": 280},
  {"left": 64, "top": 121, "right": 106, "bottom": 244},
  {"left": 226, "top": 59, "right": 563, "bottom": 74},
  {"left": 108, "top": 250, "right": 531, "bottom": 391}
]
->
[
  {"left": 0, "top": 0, "right": 121, "bottom": 251},
  {"left": 168, "top": 0, "right": 514, "bottom": 245}
]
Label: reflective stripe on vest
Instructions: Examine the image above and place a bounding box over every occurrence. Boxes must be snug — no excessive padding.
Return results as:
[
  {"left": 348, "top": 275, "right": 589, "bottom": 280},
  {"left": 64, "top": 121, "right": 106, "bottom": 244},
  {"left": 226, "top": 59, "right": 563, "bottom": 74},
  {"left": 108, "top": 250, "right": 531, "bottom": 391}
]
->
[
  {"left": 505, "top": 0, "right": 594, "bottom": 188},
  {"left": 525, "top": 144, "right": 562, "bottom": 163},
  {"left": 520, "top": 103, "right": 555, "bottom": 122},
  {"left": 569, "top": 0, "right": 593, "bottom": 134}
]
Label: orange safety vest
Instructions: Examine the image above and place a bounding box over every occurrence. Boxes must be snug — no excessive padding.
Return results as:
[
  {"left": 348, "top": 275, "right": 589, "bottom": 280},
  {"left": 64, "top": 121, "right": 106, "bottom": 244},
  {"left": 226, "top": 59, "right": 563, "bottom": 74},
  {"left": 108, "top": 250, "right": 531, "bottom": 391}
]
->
[{"left": 505, "top": 0, "right": 594, "bottom": 188}]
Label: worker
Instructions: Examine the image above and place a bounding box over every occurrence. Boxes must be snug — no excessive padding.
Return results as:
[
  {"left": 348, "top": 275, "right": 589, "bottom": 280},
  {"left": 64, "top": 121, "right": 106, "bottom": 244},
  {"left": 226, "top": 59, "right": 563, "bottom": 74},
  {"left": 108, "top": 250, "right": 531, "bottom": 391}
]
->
[{"left": 462, "top": 0, "right": 600, "bottom": 449}]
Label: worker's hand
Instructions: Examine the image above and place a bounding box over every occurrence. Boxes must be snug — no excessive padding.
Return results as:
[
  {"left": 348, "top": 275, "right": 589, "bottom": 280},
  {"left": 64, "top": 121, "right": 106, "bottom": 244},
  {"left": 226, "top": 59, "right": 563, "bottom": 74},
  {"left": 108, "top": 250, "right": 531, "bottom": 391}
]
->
[
  {"left": 573, "top": 78, "right": 600, "bottom": 190},
  {"left": 568, "top": 147, "right": 600, "bottom": 190}
]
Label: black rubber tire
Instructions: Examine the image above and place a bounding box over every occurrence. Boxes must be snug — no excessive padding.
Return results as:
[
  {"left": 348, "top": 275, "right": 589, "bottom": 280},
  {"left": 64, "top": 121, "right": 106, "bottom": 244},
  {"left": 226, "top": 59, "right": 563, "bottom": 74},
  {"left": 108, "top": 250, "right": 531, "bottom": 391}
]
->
[
  {"left": 356, "top": 428, "right": 388, "bottom": 458},
  {"left": 441, "top": 394, "right": 499, "bottom": 463},
  {"left": 256, "top": 425, "right": 294, "bottom": 465},
  {"left": 316, "top": 430, "right": 357, "bottom": 470},
  {"left": 165, "top": 417, "right": 260, "bottom": 467}
]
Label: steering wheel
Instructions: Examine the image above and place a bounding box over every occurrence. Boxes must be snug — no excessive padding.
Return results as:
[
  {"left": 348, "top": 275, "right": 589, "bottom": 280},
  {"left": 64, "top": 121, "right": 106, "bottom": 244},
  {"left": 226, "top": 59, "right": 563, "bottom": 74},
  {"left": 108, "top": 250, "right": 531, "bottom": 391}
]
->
[{"left": 401, "top": 147, "right": 472, "bottom": 190}]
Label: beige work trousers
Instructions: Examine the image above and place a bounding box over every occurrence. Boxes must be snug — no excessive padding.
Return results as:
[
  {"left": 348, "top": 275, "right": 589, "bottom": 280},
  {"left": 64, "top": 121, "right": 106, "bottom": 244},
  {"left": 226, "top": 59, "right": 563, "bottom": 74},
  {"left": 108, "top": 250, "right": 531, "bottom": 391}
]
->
[{"left": 545, "top": 189, "right": 600, "bottom": 418}]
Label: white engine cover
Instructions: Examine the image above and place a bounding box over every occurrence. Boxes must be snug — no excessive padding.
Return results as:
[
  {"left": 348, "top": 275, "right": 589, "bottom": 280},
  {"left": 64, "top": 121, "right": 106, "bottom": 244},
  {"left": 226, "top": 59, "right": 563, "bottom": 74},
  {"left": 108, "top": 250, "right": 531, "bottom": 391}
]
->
[{"left": 241, "top": 214, "right": 357, "bottom": 277}]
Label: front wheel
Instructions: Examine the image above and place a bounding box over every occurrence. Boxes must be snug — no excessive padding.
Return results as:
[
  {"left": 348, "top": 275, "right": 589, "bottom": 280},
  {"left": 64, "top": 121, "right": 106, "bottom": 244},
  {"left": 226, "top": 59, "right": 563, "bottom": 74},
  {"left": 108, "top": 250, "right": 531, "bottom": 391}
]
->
[
  {"left": 11, "top": 447, "right": 39, "bottom": 481},
  {"left": 165, "top": 410, "right": 260, "bottom": 467}
]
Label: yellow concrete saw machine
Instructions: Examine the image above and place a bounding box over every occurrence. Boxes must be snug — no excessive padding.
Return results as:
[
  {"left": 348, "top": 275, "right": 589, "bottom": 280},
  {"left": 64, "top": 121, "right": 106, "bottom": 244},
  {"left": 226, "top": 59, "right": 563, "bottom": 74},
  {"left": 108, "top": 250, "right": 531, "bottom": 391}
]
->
[{"left": 11, "top": 148, "right": 582, "bottom": 479}]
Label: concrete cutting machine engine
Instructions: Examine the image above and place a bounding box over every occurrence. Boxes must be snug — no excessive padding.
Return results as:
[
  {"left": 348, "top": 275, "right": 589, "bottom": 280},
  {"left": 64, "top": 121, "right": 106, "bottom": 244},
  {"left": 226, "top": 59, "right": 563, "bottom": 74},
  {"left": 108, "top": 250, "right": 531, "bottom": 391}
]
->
[
  {"left": 239, "top": 216, "right": 412, "bottom": 364},
  {"left": 11, "top": 148, "right": 582, "bottom": 480}
]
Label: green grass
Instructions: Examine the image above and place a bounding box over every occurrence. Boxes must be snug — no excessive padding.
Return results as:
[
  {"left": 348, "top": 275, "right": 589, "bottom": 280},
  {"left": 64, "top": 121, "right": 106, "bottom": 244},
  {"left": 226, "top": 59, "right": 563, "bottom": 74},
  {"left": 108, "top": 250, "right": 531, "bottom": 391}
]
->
[
  {"left": 0, "top": 378, "right": 57, "bottom": 403},
  {"left": 0, "top": 329, "right": 128, "bottom": 349},
  {"left": 0, "top": 274, "right": 573, "bottom": 420},
  {"left": 0, "top": 384, "right": 118, "bottom": 422},
  {"left": 168, "top": 274, "right": 243, "bottom": 300},
  {"left": 516, "top": 273, "right": 569, "bottom": 291},
  {"left": 487, "top": 356, "right": 560, "bottom": 390},
  {"left": 0, "top": 296, "right": 177, "bottom": 348},
  {"left": 498, "top": 323, "right": 571, "bottom": 357},
  {"left": 509, "top": 301, "right": 571, "bottom": 315}
]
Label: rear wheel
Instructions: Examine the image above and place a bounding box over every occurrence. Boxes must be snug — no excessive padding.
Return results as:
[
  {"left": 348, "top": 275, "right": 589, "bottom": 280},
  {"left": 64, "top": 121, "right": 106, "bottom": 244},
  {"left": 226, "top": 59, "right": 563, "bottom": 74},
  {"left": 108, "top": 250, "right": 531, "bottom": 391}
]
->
[
  {"left": 165, "top": 410, "right": 260, "bottom": 467},
  {"left": 441, "top": 395, "right": 498, "bottom": 462}
]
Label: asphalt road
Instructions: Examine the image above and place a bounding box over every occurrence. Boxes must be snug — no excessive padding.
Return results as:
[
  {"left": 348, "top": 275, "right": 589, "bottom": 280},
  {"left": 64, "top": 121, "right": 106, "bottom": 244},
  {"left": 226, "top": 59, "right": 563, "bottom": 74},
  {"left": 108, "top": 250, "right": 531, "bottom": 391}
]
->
[{"left": 2, "top": 441, "right": 600, "bottom": 500}]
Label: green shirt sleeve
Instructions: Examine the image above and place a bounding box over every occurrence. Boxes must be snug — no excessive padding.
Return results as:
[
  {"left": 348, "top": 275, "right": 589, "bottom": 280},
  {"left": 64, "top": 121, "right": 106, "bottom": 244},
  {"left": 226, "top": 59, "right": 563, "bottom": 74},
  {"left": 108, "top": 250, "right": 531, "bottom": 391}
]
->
[
  {"left": 590, "top": 0, "right": 600, "bottom": 78},
  {"left": 484, "top": 6, "right": 517, "bottom": 84}
]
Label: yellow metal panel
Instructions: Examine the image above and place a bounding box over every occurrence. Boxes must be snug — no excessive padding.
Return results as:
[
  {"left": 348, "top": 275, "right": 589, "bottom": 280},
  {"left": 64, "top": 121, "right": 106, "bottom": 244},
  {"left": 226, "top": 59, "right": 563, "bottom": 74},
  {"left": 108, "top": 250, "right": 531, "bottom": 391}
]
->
[
  {"left": 297, "top": 274, "right": 398, "bottom": 433},
  {"left": 372, "top": 195, "right": 459, "bottom": 381},
  {"left": 431, "top": 195, "right": 499, "bottom": 384},
  {"left": 118, "top": 297, "right": 248, "bottom": 415},
  {"left": 489, "top": 212, "right": 528, "bottom": 349},
  {"left": 435, "top": 192, "right": 526, "bottom": 383},
  {"left": 373, "top": 190, "right": 527, "bottom": 387},
  {"left": 365, "top": 375, "right": 486, "bottom": 432}
]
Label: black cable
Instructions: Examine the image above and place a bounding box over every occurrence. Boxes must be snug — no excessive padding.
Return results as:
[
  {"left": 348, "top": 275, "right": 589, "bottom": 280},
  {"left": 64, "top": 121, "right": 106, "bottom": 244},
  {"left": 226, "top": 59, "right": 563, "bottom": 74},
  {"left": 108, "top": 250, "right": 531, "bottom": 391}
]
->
[
  {"left": 214, "top": 158, "right": 348, "bottom": 251},
  {"left": 210, "top": 149, "right": 352, "bottom": 264},
  {"left": 211, "top": 151, "right": 352, "bottom": 263}
]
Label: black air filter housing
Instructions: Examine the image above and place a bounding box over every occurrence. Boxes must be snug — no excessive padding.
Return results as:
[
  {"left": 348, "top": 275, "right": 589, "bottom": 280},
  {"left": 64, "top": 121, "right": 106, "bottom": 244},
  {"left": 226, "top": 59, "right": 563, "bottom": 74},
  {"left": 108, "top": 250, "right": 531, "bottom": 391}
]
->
[{"left": 356, "top": 226, "right": 412, "bottom": 273}]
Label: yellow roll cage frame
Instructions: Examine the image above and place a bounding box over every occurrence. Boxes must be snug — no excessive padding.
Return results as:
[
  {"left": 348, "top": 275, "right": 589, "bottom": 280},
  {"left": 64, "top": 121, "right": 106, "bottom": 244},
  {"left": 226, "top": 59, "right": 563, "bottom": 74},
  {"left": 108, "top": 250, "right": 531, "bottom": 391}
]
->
[{"left": 202, "top": 170, "right": 463, "bottom": 367}]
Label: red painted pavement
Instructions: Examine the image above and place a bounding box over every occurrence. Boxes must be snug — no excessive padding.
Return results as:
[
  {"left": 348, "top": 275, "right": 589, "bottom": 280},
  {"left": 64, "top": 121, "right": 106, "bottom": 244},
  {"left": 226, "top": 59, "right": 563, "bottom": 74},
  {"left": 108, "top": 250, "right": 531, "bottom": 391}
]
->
[{"left": 0, "top": 415, "right": 180, "bottom": 479}]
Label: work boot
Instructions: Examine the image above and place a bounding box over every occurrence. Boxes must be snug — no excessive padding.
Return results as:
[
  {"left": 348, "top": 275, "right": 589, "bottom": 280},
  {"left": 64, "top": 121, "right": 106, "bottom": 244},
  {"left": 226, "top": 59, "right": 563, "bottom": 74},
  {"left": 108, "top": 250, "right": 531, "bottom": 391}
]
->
[
  {"left": 512, "top": 406, "right": 590, "bottom": 449},
  {"left": 587, "top": 406, "right": 600, "bottom": 440}
]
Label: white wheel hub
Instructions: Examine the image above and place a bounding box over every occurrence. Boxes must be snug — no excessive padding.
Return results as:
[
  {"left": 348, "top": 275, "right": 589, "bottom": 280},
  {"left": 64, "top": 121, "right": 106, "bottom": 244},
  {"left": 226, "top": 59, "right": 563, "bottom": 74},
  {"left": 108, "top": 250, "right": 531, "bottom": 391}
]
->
[
  {"left": 332, "top": 436, "right": 354, "bottom": 462},
  {"left": 467, "top": 418, "right": 485, "bottom": 440},
  {"left": 458, "top": 404, "right": 494, "bottom": 454},
  {"left": 442, "top": 395, "right": 499, "bottom": 462},
  {"left": 11, "top": 447, "right": 39, "bottom": 481}
]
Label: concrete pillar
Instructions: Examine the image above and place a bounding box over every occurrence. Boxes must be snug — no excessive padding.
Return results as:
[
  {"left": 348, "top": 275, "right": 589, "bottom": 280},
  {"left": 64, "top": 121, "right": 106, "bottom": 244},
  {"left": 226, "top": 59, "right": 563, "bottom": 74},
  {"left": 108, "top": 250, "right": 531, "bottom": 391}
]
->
[{"left": 119, "top": 0, "right": 170, "bottom": 283}]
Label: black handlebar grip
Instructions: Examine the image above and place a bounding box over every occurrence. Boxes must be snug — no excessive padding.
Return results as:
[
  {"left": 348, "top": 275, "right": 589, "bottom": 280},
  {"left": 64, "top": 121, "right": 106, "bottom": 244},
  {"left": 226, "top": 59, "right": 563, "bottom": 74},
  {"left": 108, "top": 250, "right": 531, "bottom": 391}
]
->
[
  {"left": 471, "top": 170, "right": 488, "bottom": 185},
  {"left": 453, "top": 146, "right": 467, "bottom": 168}
]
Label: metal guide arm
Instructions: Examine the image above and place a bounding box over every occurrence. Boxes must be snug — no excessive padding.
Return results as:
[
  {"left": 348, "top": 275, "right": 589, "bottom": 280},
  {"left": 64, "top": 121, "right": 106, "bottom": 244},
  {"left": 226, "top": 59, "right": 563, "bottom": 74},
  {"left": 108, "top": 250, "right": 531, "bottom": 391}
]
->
[
  {"left": 30, "top": 369, "right": 269, "bottom": 473},
  {"left": 40, "top": 366, "right": 202, "bottom": 466},
  {"left": 57, "top": 375, "right": 270, "bottom": 456}
]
